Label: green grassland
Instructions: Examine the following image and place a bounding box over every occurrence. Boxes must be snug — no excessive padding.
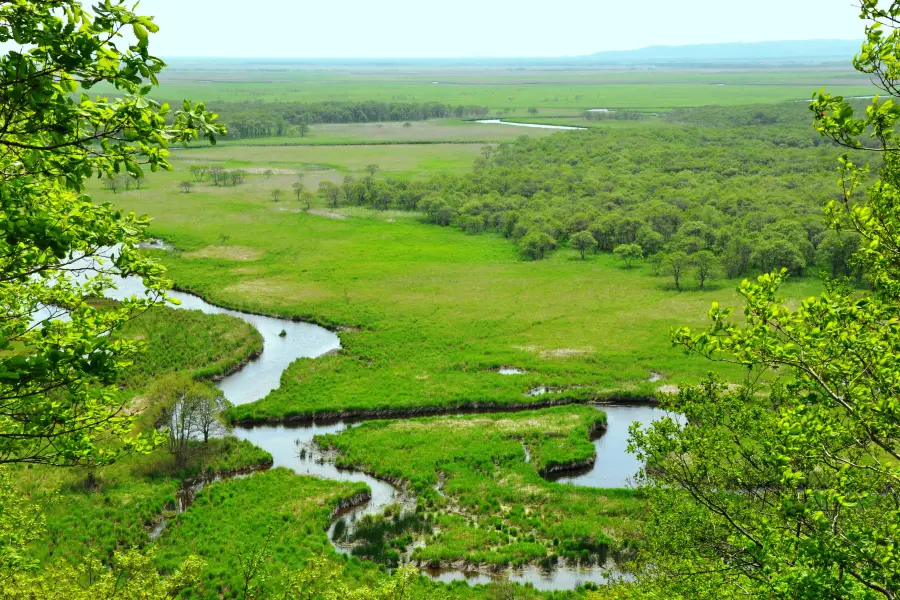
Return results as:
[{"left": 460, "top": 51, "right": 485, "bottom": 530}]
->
[
  {"left": 153, "top": 469, "right": 373, "bottom": 599},
  {"left": 177, "top": 142, "right": 485, "bottom": 177},
  {"left": 319, "top": 406, "right": 641, "bottom": 569},
  {"left": 116, "top": 305, "right": 263, "bottom": 384},
  {"left": 120, "top": 64, "right": 877, "bottom": 110},
  {"left": 96, "top": 143, "right": 823, "bottom": 422},
  {"left": 217, "top": 119, "right": 559, "bottom": 146}
]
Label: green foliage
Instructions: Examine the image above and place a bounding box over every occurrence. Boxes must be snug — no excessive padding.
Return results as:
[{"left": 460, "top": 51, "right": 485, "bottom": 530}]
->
[
  {"left": 570, "top": 231, "right": 598, "bottom": 259},
  {"left": 613, "top": 244, "right": 643, "bottom": 269},
  {"left": 519, "top": 231, "right": 557, "bottom": 261},
  {"left": 215, "top": 100, "right": 490, "bottom": 139},
  {"left": 627, "top": 9, "right": 900, "bottom": 597},
  {"left": 0, "top": 0, "right": 222, "bottom": 468}
]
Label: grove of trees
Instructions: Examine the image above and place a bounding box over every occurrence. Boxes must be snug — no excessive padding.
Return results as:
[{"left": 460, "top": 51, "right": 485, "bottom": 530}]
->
[{"left": 214, "top": 100, "right": 490, "bottom": 139}]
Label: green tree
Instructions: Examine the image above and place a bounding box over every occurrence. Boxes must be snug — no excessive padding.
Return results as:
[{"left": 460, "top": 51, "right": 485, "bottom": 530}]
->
[
  {"left": 319, "top": 180, "right": 341, "bottom": 208},
  {"left": 0, "top": 0, "right": 222, "bottom": 468},
  {"left": 571, "top": 230, "right": 598, "bottom": 259},
  {"left": 722, "top": 234, "right": 754, "bottom": 278},
  {"left": 150, "top": 376, "right": 212, "bottom": 467},
  {"left": 626, "top": 7, "right": 900, "bottom": 598},
  {"left": 365, "top": 164, "right": 380, "bottom": 177},
  {"left": 519, "top": 231, "right": 557, "bottom": 261},
  {"left": 614, "top": 243, "right": 643, "bottom": 269},
  {"left": 264, "top": 169, "right": 274, "bottom": 178},
  {"left": 664, "top": 251, "right": 689, "bottom": 291},
  {"left": 179, "top": 180, "right": 194, "bottom": 193},
  {"left": 190, "top": 165, "right": 208, "bottom": 182},
  {"left": 301, "top": 191, "right": 315, "bottom": 211},
  {"left": 229, "top": 169, "right": 246, "bottom": 186},
  {"left": 271, "top": 188, "right": 283, "bottom": 202},
  {"left": 297, "top": 122, "right": 310, "bottom": 137},
  {"left": 648, "top": 253, "right": 664, "bottom": 276},
  {"left": 691, "top": 250, "right": 717, "bottom": 289},
  {"left": 636, "top": 226, "right": 665, "bottom": 256},
  {"left": 292, "top": 181, "right": 304, "bottom": 201},
  {"left": 528, "top": 107, "right": 539, "bottom": 116},
  {"left": 751, "top": 236, "right": 805, "bottom": 274},
  {"left": 816, "top": 230, "right": 860, "bottom": 278}
]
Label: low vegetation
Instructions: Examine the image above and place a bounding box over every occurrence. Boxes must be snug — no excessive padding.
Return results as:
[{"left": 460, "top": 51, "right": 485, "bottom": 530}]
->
[
  {"left": 115, "top": 306, "right": 263, "bottom": 385},
  {"left": 318, "top": 406, "right": 642, "bottom": 569}
]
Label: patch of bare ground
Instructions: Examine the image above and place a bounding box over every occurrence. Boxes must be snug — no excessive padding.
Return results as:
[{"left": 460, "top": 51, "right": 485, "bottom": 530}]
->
[
  {"left": 308, "top": 209, "right": 347, "bottom": 220},
  {"left": 184, "top": 245, "right": 262, "bottom": 261},
  {"left": 125, "top": 393, "right": 150, "bottom": 417},
  {"left": 513, "top": 345, "right": 594, "bottom": 358}
]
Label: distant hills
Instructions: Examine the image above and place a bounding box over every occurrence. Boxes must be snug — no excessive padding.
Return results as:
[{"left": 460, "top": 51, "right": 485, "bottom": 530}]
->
[
  {"left": 584, "top": 40, "right": 862, "bottom": 64},
  {"left": 166, "top": 40, "right": 862, "bottom": 68}
]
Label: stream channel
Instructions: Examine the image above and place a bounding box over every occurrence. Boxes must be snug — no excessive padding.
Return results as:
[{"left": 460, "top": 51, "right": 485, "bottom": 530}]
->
[
  {"left": 474, "top": 119, "right": 586, "bottom": 131},
  {"left": 110, "top": 266, "right": 671, "bottom": 590}
]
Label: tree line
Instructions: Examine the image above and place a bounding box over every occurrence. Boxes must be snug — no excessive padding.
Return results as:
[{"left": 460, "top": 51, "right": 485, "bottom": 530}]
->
[
  {"left": 296, "top": 115, "right": 866, "bottom": 287},
  {"left": 214, "top": 100, "right": 490, "bottom": 139}
]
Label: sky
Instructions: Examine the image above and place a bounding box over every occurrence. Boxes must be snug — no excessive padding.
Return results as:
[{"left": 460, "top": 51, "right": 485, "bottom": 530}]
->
[{"left": 138, "top": 0, "right": 864, "bottom": 58}]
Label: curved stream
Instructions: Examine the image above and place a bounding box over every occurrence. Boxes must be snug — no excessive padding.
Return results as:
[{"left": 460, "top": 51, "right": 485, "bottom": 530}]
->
[{"left": 112, "top": 267, "right": 669, "bottom": 590}]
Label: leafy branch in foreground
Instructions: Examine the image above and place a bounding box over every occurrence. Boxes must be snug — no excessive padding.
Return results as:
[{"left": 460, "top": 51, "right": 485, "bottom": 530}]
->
[
  {"left": 621, "top": 4, "right": 900, "bottom": 599},
  {"left": 0, "top": 0, "right": 224, "bottom": 467}
]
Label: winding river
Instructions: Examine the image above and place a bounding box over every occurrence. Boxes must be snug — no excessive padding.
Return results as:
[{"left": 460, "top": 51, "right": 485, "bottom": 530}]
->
[{"left": 110, "top": 258, "right": 670, "bottom": 590}]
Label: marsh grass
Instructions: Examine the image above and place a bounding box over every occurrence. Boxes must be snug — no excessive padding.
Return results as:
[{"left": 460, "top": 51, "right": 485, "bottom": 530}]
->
[
  {"left": 317, "top": 406, "right": 640, "bottom": 568},
  {"left": 20, "top": 307, "right": 269, "bottom": 565}
]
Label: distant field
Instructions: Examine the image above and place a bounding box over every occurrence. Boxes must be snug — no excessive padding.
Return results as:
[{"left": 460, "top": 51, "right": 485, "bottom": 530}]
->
[
  {"left": 95, "top": 64, "right": 877, "bottom": 110},
  {"left": 219, "top": 119, "right": 560, "bottom": 146},
  {"left": 176, "top": 142, "right": 484, "bottom": 176}
]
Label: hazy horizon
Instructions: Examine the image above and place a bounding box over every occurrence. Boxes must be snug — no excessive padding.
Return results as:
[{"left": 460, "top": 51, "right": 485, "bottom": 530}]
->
[
  {"left": 138, "top": 0, "right": 862, "bottom": 59},
  {"left": 154, "top": 39, "right": 861, "bottom": 62}
]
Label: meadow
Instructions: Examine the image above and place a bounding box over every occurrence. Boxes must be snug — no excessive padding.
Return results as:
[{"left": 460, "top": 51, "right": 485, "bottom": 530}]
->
[
  {"left": 97, "top": 109, "right": 828, "bottom": 423},
  {"left": 216, "top": 119, "right": 560, "bottom": 146},
  {"left": 118, "top": 63, "right": 877, "bottom": 110},
  {"left": 54, "top": 60, "right": 862, "bottom": 596}
]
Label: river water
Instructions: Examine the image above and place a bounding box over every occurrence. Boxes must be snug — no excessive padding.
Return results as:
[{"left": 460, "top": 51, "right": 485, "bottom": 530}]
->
[
  {"left": 109, "top": 258, "right": 670, "bottom": 589},
  {"left": 475, "top": 119, "right": 586, "bottom": 131}
]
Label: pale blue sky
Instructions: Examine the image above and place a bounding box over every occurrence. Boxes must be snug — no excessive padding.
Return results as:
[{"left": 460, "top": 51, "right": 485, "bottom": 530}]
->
[{"left": 140, "top": 0, "right": 863, "bottom": 58}]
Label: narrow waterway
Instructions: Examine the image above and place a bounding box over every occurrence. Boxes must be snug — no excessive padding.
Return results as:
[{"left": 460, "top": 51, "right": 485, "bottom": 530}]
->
[
  {"left": 107, "top": 276, "right": 340, "bottom": 405},
  {"left": 475, "top": 119, "right": 586, "bottom": 130},
  {"left": 111, "top": 256, "right": 670, "bottom": 589}
]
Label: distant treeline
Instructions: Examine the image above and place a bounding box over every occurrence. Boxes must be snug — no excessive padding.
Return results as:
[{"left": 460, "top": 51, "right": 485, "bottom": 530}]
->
[
  {"left": 299, "top": 104, "right": 874, "bottom": 285},
  {"left": 214, "top": 101, "right": 491, "bottom": 139}
]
